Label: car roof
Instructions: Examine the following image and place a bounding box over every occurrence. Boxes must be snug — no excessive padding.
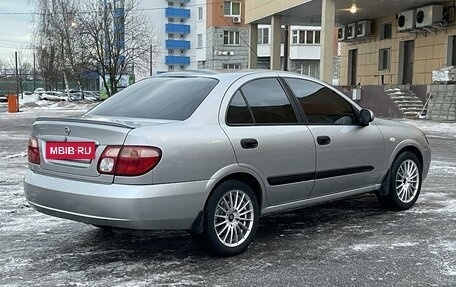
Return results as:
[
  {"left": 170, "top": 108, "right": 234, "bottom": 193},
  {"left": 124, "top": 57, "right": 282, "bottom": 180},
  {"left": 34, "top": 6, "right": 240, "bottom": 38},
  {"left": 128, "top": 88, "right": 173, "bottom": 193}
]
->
[{"left": 153, "top": 69, "right": 322, "bottom": 83}]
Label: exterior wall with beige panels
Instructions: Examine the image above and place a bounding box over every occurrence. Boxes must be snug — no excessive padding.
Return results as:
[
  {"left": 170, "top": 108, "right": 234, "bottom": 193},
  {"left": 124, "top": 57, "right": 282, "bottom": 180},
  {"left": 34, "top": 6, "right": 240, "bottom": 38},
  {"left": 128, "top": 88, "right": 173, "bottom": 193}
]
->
[
  {"left": 245, "top": 0, "right": 309, "bottom": 23},
  {"left": 340, "top": 10, "right": 456, "bottom": 86}
]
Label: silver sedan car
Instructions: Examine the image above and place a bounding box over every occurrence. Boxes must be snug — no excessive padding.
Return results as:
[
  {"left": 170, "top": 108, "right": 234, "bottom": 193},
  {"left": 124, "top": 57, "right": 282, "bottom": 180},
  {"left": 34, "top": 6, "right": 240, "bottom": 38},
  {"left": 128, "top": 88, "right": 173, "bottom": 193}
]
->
[{"left": 24, "top": 71, "right": 431, "bottom": 256}]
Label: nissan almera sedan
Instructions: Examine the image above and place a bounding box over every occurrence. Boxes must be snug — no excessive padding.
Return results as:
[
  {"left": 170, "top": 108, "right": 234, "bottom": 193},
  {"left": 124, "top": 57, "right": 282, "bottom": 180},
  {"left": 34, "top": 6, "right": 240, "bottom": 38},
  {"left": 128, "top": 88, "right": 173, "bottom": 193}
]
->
[{"left": 24, "top": 70, "right": 431, "bottom": 256}]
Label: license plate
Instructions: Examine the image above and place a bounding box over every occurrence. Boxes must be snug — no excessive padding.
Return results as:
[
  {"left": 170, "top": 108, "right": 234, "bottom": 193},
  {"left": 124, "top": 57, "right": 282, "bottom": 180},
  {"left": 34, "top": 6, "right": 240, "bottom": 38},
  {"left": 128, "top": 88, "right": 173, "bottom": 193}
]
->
[{"left": 46, "top": 142, "right": 96, "bottom": 160}]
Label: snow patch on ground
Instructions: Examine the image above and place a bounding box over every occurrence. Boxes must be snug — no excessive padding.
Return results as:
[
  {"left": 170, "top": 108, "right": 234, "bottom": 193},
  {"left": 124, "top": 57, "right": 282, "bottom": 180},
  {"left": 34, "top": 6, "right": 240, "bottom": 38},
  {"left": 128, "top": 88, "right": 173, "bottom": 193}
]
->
[
  {"left": 402, "top": 120, "right": 456, "bottom": 136},
  {"left": 350, "top": 243, "right": 380, "bottom": 252},
  {"left": 2, "top": 152, "right": 27, "bottom": 160},
  {"left": 390, "top": 242, "right": 419, "bottom": 248}
]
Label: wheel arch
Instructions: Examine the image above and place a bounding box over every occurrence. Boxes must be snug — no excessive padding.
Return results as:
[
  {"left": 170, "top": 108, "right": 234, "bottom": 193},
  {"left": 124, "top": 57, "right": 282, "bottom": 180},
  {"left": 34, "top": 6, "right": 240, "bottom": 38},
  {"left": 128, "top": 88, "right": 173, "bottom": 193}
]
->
[
  {"left": 389, "top": 142, "right": 424, "bottom": 173},
  {"left": 379, "top": 142, "right": 424, "bottom": 195},
  {"left": 212, "top": 172, "right": 264, "bottom": 210},
  {"left": 189, "top": 166, "right": 266, "bottom": 233}
]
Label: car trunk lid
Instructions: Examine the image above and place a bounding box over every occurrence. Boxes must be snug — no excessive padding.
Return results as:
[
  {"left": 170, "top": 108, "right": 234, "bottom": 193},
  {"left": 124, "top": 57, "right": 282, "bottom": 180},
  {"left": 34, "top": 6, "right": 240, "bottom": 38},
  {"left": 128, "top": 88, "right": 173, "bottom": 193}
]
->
[{"left": 31, "top": 116, "right": 175, "bottom": 183}]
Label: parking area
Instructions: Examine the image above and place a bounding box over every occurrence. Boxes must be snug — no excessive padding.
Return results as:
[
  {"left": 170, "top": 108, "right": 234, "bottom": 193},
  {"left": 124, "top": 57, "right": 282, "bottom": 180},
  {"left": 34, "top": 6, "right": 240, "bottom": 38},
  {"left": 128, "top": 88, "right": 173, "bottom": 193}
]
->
[{"left": 0, "top": 107, "right": 455, "bottom": 286}]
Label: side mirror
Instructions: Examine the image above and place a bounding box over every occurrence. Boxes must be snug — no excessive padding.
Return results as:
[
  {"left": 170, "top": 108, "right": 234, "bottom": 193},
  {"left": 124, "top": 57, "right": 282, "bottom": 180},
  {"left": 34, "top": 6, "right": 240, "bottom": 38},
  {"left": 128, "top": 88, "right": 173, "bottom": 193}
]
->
[{"left": 360, "top": 109, "right": 375, "bottom": 126}]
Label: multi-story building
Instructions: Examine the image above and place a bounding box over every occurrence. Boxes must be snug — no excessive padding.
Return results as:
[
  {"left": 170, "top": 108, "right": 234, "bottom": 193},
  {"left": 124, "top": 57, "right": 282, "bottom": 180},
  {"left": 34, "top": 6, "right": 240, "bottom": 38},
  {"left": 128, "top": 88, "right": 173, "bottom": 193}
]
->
[
  {"left": 142, "top": 1, "right": 328, "bottom": 76},
  {"left": 142, "top": 0, "right": 197, "bottom": 74},
  {"left": 256, "top": 25, "right": 323, "bottom": 78},
  {"left": 197, "top": 1, "right": 328, "bottom": 75},
  {"left": 337, "top": 1, "right": 456, "bottom": 86},
  {"left": 196, "top": 0, "right": 250, "bottom": 70}
]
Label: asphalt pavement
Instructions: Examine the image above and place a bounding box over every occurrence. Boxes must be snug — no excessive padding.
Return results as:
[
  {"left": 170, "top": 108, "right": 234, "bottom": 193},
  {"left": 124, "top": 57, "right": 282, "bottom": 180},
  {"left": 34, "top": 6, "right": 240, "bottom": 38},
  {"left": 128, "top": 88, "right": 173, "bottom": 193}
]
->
[{"left": 0, "top": 109, "right": 455, "bottom": 287}]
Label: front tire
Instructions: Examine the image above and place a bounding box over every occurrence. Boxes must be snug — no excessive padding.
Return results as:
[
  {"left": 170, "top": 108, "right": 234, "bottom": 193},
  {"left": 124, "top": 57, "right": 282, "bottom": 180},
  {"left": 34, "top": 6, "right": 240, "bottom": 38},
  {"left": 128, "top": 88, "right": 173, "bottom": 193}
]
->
[
  {"left": 377, "top": 151, "right": 422, "bottom": 211},
  {"left": 192, "top": 180, "right": 259, "bottom": 257}
]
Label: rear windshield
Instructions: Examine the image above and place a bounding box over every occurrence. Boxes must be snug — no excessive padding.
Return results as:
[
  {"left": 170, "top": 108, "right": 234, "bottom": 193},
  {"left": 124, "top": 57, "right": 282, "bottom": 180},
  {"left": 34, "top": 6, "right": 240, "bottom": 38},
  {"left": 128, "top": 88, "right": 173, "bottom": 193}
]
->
[{"left": 87, "top": 77, "right": 219, "bottom": 120}]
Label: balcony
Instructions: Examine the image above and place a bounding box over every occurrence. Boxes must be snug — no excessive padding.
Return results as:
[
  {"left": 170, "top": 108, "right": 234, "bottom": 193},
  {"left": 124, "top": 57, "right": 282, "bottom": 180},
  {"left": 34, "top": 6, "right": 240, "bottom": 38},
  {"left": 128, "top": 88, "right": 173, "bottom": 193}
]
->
[
  {"left": 165, "top": 40, "right": 190, "bottom": 50},
  {"left": 165, "top": 23, "right": 191, "bottom": 34},
  {"left": 166, "top": 0, "right": 190, "bottom": 2},
  {"left": 113, "top": 8, "right": 124, "bottom": 18},
  {"left": 165, "top": 7, "right": 190, "bottom": 18},
  {"left": 165, "top": 55, "right": 190, "bottom": 65}
]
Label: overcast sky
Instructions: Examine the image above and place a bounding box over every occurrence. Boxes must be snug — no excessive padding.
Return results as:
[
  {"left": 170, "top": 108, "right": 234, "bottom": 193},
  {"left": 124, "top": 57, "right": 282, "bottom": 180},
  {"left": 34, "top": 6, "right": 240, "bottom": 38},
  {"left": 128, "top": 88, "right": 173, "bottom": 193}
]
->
[{"left": 0, "top": 0, "right": 35, "bottom": 63}]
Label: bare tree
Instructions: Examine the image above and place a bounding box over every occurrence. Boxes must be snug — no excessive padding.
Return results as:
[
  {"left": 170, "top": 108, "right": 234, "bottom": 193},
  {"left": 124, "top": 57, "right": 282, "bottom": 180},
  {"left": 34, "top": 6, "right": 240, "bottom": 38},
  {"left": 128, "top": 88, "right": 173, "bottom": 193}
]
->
[
  {"left": 7, "top": 50, "right": 33, "bottom": 93},
  {"left": 33, "top": 0, "right": 85, "bottom": 95},
  {"left": 78, "top": 0, "right": 160, "bottom": 96},
  {"left": 32, "top": 0, "right": 160, "bottom": 97},
  {"left": 36, "top": 43, "right": 58, "bottom": 90},
  {"left": 0, "top": 59, "right": 6, "bottom": 76}
]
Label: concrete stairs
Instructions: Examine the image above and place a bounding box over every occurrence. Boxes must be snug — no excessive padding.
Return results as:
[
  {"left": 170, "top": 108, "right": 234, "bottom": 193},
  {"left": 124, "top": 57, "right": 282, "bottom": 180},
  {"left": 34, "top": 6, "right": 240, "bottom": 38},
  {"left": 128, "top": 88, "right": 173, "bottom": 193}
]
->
[
  {"left": 386, "top": 87, "right": 424, "bottom": 118},
  {"left": 427, "top": 85, "right": 456, "bottom": 121}
]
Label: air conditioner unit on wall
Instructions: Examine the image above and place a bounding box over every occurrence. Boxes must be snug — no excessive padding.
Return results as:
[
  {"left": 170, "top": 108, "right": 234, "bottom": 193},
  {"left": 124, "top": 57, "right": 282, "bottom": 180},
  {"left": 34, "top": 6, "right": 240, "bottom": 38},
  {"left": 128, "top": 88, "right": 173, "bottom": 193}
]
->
[
  {"left": 232, "top": 16, "right": 241, "bottom": 24},
  {"left": 357, "top": 20, "right": 371, "bottom": 38},
  {"left": 338, "top": 26, "right": 345, "bottom": 41},
  {"left": 347, "top": 23, "right": 356, "bottom": 39},
  {"left": 397, "top": 10, "right": 416, "bottom": 31},
  {"left": 416, "top": 5, "right": 443, "bottom": 27}
]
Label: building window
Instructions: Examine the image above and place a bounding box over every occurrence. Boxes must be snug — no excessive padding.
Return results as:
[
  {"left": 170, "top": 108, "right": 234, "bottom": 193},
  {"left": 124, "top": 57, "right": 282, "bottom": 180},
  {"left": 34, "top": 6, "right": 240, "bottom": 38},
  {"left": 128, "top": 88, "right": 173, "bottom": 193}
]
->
[
  {"left": 314, "top": 31, "right": 321, "bottom": 44},
  {"left": 198, "top": 7, "right": 203, "bottom": 20},
  {"left": 299, "top": 30, "right": 306, "bottom": 44},
  {"left": 258, "top": 28, "right": 269, "bottom": 44},
  {"left": 298, "top": 63, "right": 319, "bottom": 78},
  {"left": 223, "top": 30, "right": 240, "bottom": 45},
  {"left": 223, "top": 63, "right": 241, "bottom": 69},
  {"left": 197, "top": 34, "right": 203, "bottom": 48},
  {"left": 306, "top": 31, "right": 314, "bottom": 44},
  {"left": 295, "top": 30, "right": 321, "bottom": 45},
  {"left": 380, "top": 23, "right": 392, "bottom": 40},
  {"left": 224, "top": 1, "right": 240, "bottom": 16},
  {"left": 114, "top": 0, "right": 124, "bottom": 9},
  {"left": 378, "top": 48, "right": 391, "bottom": 70},
  {"left": 168, "top": 2, "right": 174, "bottom": 6},
  {"left": 292, "top": 30, "right": 298, "bottom": 44}
]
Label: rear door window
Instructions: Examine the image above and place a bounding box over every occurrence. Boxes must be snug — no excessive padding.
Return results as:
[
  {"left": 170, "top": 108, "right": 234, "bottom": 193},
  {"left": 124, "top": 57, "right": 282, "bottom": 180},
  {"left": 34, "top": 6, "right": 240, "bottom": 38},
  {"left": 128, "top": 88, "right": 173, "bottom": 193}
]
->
[
  {"left": 237, "top": 78, "right": 298, "bottom": 124},
  {"left": 226, "top": 91, "right": 254, "bottom": 125},
  {"left": 87, "top": 77, "right": 218, "bottom": 120}
]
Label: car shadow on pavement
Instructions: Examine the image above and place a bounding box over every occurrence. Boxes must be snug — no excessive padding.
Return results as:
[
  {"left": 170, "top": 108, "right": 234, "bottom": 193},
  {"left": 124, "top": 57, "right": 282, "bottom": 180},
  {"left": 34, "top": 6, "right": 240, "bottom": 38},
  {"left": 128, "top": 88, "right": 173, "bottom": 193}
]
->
[
  {"left": 257, "top": 193, "right": 387, "bottom": 236},
  {"left": 45, "top": 193, "right": 391, "bottom": 265}
]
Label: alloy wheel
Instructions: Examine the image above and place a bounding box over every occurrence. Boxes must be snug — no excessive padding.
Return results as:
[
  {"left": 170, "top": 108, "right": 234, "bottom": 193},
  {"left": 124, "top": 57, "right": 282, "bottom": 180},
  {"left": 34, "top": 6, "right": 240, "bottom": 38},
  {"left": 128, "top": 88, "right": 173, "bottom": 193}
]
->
[
  {"left": 395, "top": 159, "right": 420, "bottom": 204},
  {"left": 214, "top": 189, "right": 254, "bottom": 247}
]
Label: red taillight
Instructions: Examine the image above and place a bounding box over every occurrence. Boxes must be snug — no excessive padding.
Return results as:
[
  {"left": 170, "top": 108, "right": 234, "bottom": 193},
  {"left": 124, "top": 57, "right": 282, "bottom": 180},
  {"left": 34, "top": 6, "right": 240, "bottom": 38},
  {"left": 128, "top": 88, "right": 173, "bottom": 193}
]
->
[
  {"left": 28, "top": 136, "right": 40, "bottom": 164},
  {"left": 98, "top": 146, "right": 162, "bottom": 176}
]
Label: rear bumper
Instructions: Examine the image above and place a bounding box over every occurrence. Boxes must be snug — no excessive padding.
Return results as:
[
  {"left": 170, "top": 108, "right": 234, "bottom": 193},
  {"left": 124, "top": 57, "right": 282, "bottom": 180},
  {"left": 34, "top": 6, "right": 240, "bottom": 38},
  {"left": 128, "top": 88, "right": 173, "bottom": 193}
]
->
[{"left": 24, "top": 170, "right": 208, "bottom": 230}]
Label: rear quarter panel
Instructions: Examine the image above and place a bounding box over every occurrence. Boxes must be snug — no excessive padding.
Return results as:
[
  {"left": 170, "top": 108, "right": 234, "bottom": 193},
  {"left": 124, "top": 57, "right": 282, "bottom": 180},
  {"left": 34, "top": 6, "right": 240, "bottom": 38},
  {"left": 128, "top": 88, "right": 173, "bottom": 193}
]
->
[{"left": 120, "top": 122, "right": 238, "bottom": 185}]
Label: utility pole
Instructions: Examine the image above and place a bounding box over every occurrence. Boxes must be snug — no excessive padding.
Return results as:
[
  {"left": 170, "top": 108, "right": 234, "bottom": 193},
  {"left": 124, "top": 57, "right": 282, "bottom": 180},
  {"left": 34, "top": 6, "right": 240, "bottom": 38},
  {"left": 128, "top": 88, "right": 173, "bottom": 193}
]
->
[
  {"left": 15, "top": 51, "right": 19, "bottom": 95},
  {"left": 150, "top": 44, "right": 153, "bottom": 76},
  {"left": 283, "top": 25, "right": 289, "bottom": 71},
  {"left": 15, "top": 51, "right": 19, "bottom": 111},
  {"left": 33, "top": 52, "right": 36, "bottom": 90}
]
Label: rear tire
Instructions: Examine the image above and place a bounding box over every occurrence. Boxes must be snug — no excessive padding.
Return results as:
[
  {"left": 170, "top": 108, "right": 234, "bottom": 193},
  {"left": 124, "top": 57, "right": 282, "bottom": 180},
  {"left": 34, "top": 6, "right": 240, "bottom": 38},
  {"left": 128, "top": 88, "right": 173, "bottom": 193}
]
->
[
  {"left": 191, "top": 179, "right": 259, "bottom": 257},
  {"left": 377, "top": 151, "right": 422, "bottom": 211}
]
